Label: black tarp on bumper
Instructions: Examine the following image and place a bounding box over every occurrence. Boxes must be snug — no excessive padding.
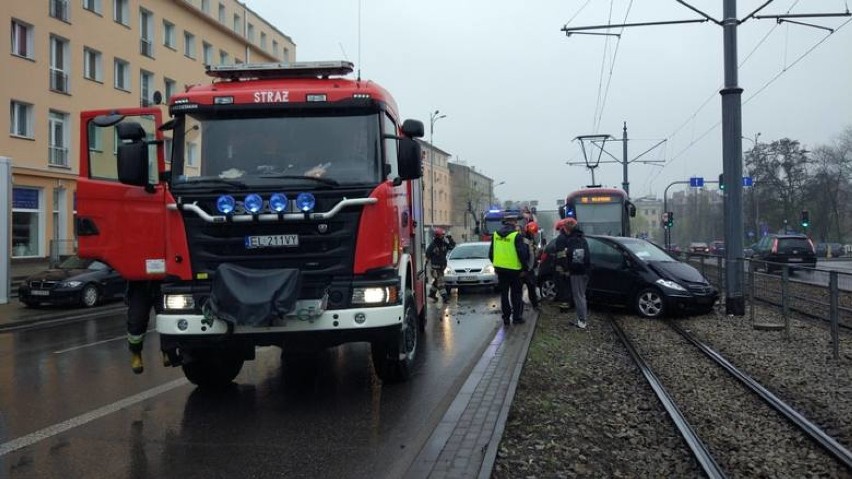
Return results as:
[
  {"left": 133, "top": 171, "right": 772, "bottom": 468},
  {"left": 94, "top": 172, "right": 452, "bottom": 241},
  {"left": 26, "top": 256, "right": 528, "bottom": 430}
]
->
[{"left": 206, "top": 264, "right": 301, "bottom": 327}]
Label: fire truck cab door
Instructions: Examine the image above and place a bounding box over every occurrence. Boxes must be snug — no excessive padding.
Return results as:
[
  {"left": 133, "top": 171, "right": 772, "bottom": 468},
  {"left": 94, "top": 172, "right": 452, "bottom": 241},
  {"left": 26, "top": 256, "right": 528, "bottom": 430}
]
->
[{"left": 76, "top": 108, "right": 168, "bottom": 280}]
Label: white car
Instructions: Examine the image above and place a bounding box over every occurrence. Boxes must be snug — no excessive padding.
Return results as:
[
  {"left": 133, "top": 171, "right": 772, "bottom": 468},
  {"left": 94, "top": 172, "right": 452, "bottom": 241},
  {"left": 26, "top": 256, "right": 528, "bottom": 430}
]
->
[{"left": 443, "top": 242, "right": 498, "bottom": 293}]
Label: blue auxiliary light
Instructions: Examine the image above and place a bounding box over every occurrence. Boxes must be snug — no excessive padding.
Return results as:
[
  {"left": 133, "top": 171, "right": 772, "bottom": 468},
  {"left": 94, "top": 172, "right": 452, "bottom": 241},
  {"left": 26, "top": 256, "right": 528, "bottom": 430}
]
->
[
  {"left": 566, "top": 209, "right": 576, "bottom": 217},
  {"left": 244, "top": 194, "right": 263, "bottom": 213},
  {"left": 296, "top": 192, "right": 316, "bottom": 212},
  {"left": 269, "top": 193, "right": 288, "bottom": 212},
  {"left": 216, "top": 195, "right": 236, "bottom": 214}
]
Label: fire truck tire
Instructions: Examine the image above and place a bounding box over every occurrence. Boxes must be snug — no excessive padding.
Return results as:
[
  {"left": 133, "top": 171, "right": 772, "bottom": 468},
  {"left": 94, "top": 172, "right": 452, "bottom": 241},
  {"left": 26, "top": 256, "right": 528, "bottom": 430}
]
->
[
  {"left": 371, "top": 293, "right": 418, "bottom": 383},
  {"left": 181, "top": 351, "right": 244, "bottom": 388}
]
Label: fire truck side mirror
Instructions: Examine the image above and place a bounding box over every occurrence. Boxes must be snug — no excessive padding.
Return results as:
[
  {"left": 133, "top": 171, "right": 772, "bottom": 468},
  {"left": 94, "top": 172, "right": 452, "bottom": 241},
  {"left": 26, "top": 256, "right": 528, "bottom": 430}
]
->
[
  {"left": 398, "top": 137, "right": 423, "bottom": 180},
  {"left": 116, "top": 121, "right": 151, "bottom": 188},
  {"left": 401, "top": 119, "right": 424, "bottom": 138}
]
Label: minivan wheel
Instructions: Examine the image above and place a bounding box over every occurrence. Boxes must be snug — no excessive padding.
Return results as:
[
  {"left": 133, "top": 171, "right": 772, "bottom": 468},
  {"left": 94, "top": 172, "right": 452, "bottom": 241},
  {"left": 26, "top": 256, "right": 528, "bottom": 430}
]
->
[
  {"left": 635, "top": 288, "right": 665, "bottom": 319},
  {"left": 539, "top": 277, "right": 557, "bottom": 301}
]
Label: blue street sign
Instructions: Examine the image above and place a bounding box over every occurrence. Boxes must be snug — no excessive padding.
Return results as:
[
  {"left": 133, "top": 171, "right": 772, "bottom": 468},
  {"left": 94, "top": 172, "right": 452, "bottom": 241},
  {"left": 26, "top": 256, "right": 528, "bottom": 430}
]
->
[
  {"left": 742, "top": 176, "right": 753, "bottom": 187},
  {"left": 689, "top": 177, "right": 704, "bottom": 187}
]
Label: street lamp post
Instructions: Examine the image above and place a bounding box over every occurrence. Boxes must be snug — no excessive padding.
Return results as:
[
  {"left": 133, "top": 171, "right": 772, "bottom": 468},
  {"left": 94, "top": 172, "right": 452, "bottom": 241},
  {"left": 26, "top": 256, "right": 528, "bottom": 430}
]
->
[
  {"left": 429, "top": 110, "right": 446, "bottom": 230},
  {"left": 490, "top": 180, "right": 505, "bottom": 209}
]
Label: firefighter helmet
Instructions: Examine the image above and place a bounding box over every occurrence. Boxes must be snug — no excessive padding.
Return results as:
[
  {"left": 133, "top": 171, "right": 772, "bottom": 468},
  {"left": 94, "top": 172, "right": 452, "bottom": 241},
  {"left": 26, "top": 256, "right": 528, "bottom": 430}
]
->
[
  {"left": 434, "top": 227, "right": 445, "bottom": 238},
  {"left": 525, "top": 222, "right": 539, "bottom": 235}
]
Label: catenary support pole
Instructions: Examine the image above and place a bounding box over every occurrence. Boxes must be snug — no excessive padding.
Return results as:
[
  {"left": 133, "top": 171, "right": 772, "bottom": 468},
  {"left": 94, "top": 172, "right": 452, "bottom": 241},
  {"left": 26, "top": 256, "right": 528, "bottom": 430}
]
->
[{"left": 0, "top": 157, "right": 11, "bottom": 304}]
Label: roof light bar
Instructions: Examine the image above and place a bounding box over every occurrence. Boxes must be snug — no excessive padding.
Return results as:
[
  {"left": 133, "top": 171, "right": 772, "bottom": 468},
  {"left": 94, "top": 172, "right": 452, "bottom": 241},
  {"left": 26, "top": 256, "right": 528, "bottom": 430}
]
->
[{"left": 206, "top": 61, "right": 355, "bottom": 81}]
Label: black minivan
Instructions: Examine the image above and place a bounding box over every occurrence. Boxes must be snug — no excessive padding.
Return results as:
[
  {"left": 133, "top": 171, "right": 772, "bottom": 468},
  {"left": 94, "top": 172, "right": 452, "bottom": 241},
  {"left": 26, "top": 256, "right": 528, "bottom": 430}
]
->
[
  {"left": 538, "top": 236, "right": 718, "bottom": 318},
  {"left": 752, "top": 234, "right": 817, "bottom": 272}
]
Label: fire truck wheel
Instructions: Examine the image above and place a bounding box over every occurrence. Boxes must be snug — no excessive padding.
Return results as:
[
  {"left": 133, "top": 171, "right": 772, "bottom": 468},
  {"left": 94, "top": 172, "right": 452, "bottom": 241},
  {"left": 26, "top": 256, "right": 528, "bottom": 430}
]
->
[
  {"left": 181, "top": 351, "right": 244, "bottom": 388},
  {"left": 371, "top": 293, "right": 418, "bottom": 383}
]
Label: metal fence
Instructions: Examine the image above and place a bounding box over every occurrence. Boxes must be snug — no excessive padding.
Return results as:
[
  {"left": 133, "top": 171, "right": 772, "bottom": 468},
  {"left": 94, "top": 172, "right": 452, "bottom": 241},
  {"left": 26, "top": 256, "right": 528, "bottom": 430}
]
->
[{"left": 687, "top": 254, "right": 851, "bottom": 359}]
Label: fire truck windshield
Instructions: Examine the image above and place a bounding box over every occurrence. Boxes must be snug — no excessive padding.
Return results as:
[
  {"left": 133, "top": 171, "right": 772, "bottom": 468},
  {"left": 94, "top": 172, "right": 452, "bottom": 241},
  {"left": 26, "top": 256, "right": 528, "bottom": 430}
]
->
[{"left": 171, "top": 112, "right": 381, "bottom": 187}]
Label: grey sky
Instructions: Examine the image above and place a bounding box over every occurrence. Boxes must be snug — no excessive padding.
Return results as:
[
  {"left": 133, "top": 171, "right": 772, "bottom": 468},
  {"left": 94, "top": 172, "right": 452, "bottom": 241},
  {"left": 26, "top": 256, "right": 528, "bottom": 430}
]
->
[{"left": 243, "top": 1, "right": 852, "bottom": 208}]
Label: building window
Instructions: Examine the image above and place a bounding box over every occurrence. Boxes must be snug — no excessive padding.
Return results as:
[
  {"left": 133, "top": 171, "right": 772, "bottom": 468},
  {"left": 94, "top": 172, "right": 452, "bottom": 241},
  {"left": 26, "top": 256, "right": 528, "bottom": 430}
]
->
[
  {"left": 219, "top": 49, "right": 228, "bottom": 65},
  {"left": 201, "top": 0, "right": 210, "bottom": 13},
  {"left": 218, "top": 2, "right": 225, "bottom": 23},
  {"left": 233, "top": 14, "right": 240, "bottom": 33},
  {"left": 183, "top": 31, "right": 196, "bottom": 59},
  {"left": 83, "top": 47, "right": 102, "bottom": 81},
  {"left": 10, "top": 101, "right": 34, "bottom": 138},
  {"left": 83, "top": 0, "right": 102, "bottom": 14},
  {"left": 202, "top": 41, "right": 213, "bottom": 65},
  {"left": 163, "top": 137, "right": 173, "bottom": 164},
  {"left": 164, "top": 77, "right": 176, "bottom": 102},
  {"left": 247, "top": 23, "right": 255, "bottom": 42},
  {"left": 114, "top": 58, "right": 129, "bottom": 90},
  {"left": 272, "top": 40, "right": 279, "bottom": 57},
  {"left": 113, "top": 0, "right": 129, "bottom": 26},
  {"left": 12, "top": 188, "right": 42, "bottom": 258},
  {"left": 11, "top": 20, "right": 35, "bottom": 59},
  {"left": 140, "top": 70, "right": 153, "bottom": 106},
  {"left": 260, "top": 32, "right": 267, "bottom": 50},
  {"left": 50, "top": 0, "right": 70, "bottom": 22},
  {"left": 49, "top": 35, "right": 70, "bottom": 93},
  {"left": 186, "top": 141, "right": 198, "bottom": 166},
  {"left": 283, "top": 47, "right": 290, "bottom": 63},
  {"left": 139, "top": 8, "right": 154, "bottom": 57},
  {"left": 48, "top": 110, "right": 70, "bottom": 167},
  {"left": 163, "top": 20, "right": 175, "bottom": 48}
]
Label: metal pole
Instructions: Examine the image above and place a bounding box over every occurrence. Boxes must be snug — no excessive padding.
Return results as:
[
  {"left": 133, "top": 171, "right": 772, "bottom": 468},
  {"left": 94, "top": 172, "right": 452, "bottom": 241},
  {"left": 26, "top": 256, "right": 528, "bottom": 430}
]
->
[
  {"left": 622, "top": 121, "right": 629, "bottom": 196},
  {"left": 0, "top": 157, "right": 11, "bottom": 304},
  {"left": 429, "top": 110, "right": 446, "bottom": 231},
  {"left": 829, "top": 271, "right": 839, "bottom": 359},
  {"left": 722, "top": 0, "right": 746, "bottom": 315},
  {"left": 782, "top": 266, "right": 790, "bottom": 339}
]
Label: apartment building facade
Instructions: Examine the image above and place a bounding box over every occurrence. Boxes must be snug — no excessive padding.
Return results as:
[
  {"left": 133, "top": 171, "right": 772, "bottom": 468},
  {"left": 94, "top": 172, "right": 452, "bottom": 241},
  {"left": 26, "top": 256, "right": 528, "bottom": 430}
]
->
[
  {"left": 447, "top": 162, "right": 493, "bottom": 242},
  {"left": 418, "top": 139, "right": 452, "bottom": 235},
  {"left": 2, "top": 0, "right": 295, "bottom": 261}
]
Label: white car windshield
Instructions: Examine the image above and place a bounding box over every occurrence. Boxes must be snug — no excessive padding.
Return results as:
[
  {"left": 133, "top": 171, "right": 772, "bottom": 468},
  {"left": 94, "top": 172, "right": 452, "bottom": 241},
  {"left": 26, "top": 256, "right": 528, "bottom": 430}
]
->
[{"left": 449, "top": 243, "right": 490, "bottom": 260}]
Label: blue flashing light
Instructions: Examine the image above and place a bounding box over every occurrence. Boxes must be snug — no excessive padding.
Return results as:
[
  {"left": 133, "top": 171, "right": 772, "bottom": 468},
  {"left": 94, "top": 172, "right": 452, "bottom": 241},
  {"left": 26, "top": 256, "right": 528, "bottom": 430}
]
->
[
  {"left": 216, "top": 195, "right": 236, "bottom": 214},
  {"left": 488, "top": 209, "right": 502, "bottom": 213},
  {"left": 296, "top": 192, "right": 316, "bottom": 212},
  {"left": 244, "top": 194, "right": 263, "bottom": 213},
  {"left": 269, "top": 193, "right": 288, "bottom": 212},
  {"left": 566, "top": 208, "right": 576, "bottom": 217}
]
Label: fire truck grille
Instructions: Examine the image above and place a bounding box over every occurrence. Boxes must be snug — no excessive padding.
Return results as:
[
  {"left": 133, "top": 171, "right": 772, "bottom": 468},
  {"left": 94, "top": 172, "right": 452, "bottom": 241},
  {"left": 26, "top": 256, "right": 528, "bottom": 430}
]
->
[{"left": 179, "top": 190, "right": 370, "bottom": 307}]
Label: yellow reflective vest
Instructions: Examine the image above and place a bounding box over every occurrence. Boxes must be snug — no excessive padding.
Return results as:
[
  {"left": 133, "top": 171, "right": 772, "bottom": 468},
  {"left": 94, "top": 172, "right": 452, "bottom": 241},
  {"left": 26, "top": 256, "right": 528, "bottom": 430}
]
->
[{"left": 492, "top": 231, "right": 522, "bottom": 270}]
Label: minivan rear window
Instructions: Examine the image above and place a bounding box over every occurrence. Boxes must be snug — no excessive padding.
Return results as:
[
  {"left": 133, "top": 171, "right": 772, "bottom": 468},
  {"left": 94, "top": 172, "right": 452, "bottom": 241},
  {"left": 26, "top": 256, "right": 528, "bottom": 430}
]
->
[{"left": 777, "top": 238, "right": 812, "bottom": 253}]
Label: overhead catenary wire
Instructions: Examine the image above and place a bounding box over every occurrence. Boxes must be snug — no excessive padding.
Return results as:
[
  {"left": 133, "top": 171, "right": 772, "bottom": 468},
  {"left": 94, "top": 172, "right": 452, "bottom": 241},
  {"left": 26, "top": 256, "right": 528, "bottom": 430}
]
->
[
  {"left": 592, "top": 0, "right": 616, "bottom": 132},
  {"left": 594, "top": 0, "right": 635, "bottom": 134}
]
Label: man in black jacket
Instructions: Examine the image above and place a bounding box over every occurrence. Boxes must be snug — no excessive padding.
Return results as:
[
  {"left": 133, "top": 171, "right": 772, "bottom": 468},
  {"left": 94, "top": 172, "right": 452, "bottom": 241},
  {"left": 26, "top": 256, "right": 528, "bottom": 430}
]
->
[
  {"left": 555, "top": 217, "right": 591, "bottom": 328},
  {"left": 425, "top": 228, "right": 455, "bottom": 301}
]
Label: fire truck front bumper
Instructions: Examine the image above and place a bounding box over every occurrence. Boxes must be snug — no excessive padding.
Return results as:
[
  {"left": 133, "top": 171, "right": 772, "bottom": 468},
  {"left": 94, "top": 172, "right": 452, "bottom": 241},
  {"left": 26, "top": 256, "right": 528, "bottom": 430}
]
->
[{"left": 156, "top": 304, "right": 404, "bottom": 336}]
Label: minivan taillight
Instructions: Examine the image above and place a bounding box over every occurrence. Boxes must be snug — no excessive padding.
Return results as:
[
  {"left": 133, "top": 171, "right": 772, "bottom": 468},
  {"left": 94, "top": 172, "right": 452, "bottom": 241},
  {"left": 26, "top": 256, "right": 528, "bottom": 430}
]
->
[{"left": 771, "top": 238, "right": 778, "bottom": 254}]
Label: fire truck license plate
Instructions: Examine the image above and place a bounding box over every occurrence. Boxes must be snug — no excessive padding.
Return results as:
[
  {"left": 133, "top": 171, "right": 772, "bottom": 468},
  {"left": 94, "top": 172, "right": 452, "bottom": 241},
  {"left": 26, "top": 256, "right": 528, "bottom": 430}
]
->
[{"left": 245, "top": 234, "right": 299, "bottom": 249}]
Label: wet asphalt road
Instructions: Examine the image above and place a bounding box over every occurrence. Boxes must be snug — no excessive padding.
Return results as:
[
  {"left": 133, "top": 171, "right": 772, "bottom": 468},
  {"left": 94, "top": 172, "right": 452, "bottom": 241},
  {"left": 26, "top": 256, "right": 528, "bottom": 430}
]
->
[{"left": 0, "top": 292, "right": 503, "bottom": 478}]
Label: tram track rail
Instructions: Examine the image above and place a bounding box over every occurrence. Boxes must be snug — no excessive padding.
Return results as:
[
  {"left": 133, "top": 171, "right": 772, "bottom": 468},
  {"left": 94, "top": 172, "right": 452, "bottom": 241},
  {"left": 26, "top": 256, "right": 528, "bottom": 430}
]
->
[{"left": 610, "top": 313, "right": 852, "bottom": 477}]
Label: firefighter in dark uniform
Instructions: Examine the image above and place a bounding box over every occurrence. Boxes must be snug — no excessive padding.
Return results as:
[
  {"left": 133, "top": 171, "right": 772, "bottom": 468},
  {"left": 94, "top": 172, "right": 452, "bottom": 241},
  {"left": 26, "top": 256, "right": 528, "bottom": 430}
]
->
[
  {"left": 488, "top": 214, "right": 530, "bottom": 325},
  {"left": 425, "top": 228, "right": 455, "bottom": 301},
  {"left": 126, "top": 280, "right": 159, "bottom": 374}
]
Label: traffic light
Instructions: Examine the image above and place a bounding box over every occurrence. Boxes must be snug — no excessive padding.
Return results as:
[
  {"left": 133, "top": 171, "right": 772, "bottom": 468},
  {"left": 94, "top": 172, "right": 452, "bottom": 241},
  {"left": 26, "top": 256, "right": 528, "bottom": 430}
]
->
[
  {"left": 801, "top": 210, "right": 810, "bottom": 228},
  {"left": 667, "top": 211, "right": 674, "bottom": 228},
  {"left": 661, "top": 212, "right": 669, "bottom": 228},
  {"left": 718, "top": 173, "right": 725, "bottom": 190}
]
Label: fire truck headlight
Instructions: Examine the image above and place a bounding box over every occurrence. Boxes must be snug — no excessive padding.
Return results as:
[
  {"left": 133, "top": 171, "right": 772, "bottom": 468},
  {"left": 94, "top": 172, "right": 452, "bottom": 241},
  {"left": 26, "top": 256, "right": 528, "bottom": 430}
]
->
[
  {"left": 164, "top": 294, "right": 196, "bottom": 310},
  {"left": 296, "top": 192, "right": 316, "bottom": 212},
  {"left": 352, "top": 286, "right": 399, "bottom": 305},
  {"left": 217, "top": 195, "right": 236, "bottom": 214},
  {"left": 269, "top": 193, "right": 288, "bottom": 212},
  {"left": 244, "top": 194, "right": 263, "bottom": 213}
]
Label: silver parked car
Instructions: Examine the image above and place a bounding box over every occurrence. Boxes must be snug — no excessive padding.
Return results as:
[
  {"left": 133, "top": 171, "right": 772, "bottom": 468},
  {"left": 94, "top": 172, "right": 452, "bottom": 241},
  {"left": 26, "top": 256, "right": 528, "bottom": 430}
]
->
[{"left": 443, "top": 242, "right": 498, "bottom": 294}]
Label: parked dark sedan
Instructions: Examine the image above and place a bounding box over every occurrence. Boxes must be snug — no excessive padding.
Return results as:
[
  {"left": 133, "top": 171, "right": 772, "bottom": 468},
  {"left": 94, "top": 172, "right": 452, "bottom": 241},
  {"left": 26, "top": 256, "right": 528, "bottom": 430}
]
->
[
  {"left": 538, "top": 236, "right": 718, "bottom": 318},
  {"left": 18, "top": 256, "right": 126, "bottom": 308},
  {"left": 752, "top": 234, "right": 817, "bottom": 272}
]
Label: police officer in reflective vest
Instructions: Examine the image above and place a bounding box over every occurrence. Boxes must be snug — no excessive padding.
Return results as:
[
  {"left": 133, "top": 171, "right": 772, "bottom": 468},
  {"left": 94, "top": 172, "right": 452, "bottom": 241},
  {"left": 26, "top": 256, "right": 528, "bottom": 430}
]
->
[{"left": 488, "top": 213, "right": 530, "bottom": 325}]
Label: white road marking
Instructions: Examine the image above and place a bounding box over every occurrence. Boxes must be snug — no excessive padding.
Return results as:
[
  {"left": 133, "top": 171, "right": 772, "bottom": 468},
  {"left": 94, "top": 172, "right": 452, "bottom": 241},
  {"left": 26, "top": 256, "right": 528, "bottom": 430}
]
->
[
  {"left": 0, "top": 378, "right": 189, "bottom": 457},
  {"left": 53, "top": 335, "right": 125, "bottom": 354}
]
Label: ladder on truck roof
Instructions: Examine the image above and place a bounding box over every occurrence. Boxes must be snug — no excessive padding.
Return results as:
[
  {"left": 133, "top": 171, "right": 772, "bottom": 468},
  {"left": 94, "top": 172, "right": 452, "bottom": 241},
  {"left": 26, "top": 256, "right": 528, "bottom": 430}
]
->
[{"left": 206, "top": 61, "right": 355, "bottom": 81}]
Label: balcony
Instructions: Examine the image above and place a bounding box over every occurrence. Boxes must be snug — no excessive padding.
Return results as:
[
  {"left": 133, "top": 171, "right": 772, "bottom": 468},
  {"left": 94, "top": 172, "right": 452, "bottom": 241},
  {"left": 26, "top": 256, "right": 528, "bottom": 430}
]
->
[
  {"left": 140, "top": 38, "right": 153, "bottom": 57},
  {"left": 49, "top": 146, "right": 69, "bottom": 167},
  {"left": 50, "top": 69, "right": 69, "bottom": 93},
  {"left": 50, "top": 0, "right": 69, "bottom": 21}
]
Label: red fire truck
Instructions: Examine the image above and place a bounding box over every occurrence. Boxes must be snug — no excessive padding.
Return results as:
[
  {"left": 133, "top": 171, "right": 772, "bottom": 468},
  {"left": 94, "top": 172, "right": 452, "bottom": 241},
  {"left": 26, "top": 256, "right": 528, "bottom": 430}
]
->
[{"left": 75, "top": 61, "right": 427, "bottom": 386}]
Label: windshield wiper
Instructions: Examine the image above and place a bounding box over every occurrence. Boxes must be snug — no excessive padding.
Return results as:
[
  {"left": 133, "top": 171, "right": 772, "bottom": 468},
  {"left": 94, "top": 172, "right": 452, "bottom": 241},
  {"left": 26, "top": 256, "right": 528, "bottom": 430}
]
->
[
  {"left": 175, "top": 178, "right": 248, "bottom": 189},
  {"left": 258, "top": 175, "right": 340, "bottom": 186}
]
